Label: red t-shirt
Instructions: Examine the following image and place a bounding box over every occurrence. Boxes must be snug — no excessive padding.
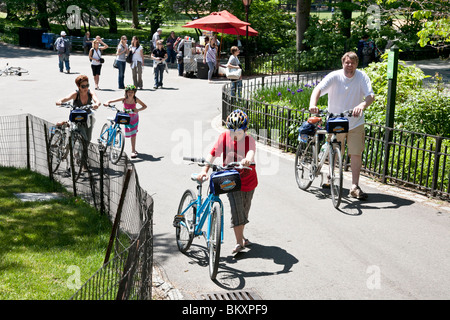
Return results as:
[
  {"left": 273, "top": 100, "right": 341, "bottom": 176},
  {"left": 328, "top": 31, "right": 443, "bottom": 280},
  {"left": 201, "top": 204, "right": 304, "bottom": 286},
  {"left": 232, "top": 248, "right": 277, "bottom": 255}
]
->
[{"left": 210, "top": 131, "right": 258, "bottom": 192}]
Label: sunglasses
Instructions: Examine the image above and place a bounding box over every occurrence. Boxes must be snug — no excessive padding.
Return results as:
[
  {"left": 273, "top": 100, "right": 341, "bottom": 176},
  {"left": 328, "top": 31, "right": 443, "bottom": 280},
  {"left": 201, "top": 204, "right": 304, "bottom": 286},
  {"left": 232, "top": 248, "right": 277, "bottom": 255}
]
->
[{"left": 80, "top": 84, "right": 89, "bottom": 89}]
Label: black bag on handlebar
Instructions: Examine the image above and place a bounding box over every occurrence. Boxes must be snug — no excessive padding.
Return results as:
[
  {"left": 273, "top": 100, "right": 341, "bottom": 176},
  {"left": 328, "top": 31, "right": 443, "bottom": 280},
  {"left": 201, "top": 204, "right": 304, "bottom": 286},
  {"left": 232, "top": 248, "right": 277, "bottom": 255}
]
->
[
  {"left": 326, "top": 117, "right": 349, "bottom": 134},
  {"left": 69, "top": 109, "right": 88, "bottom": 123},
  {"left": 115, "top": 112, "right": 131, "bottom": 125},
  {"left": 210, "top": 170, "right": 241, "bottom": 195}
]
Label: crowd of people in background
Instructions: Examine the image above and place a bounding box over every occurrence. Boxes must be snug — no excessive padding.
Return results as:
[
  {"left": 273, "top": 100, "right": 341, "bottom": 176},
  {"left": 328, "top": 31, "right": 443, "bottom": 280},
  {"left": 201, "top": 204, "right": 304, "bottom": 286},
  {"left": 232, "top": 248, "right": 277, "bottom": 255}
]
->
[{"left": 64, "top": 29, "right": 232, "bottom": 91}]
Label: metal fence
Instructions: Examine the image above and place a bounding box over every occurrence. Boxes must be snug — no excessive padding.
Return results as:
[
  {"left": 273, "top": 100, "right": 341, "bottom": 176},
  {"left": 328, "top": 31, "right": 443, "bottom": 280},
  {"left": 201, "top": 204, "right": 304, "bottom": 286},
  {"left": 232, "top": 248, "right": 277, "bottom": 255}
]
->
[
  {"left": 0, "top": 114, "right": 154, "bottom": 300},
  {"left": 243, "top": 50, "right": 450, "bottom": 79},
  {"left": 241, "top": 53, "right": 339, "bottom": 76},
  {"left": 222, "top": 75, "right": 450, "bottom": 200}
]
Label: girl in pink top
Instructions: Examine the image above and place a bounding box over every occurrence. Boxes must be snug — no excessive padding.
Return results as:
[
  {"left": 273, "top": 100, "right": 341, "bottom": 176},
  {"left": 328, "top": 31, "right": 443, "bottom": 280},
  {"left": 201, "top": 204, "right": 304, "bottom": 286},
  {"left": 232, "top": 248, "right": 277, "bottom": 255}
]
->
[{"left": 104, "top": 85, "right": 147, "bottom": 158}]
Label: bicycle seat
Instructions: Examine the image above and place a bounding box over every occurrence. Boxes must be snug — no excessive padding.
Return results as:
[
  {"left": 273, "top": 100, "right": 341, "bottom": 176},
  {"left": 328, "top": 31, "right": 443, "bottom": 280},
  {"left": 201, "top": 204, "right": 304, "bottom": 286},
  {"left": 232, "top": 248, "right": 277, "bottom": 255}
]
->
[
  {"left": 191, "top": 173, "right": 206, "bottom": 184},
  {"left": 307, "top": 117, "right": 322, "bottom": 125},
  {"left": 56, "top": 121, "right": 68, "bottom": 127}
]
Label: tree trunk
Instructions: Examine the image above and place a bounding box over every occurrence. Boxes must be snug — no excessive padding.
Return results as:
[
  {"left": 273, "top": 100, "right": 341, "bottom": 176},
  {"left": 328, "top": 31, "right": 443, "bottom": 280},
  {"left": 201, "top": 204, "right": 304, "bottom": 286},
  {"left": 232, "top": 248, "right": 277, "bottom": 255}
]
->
[
  {"left": 132, "top": 0, "right": 140, "bottom": 29},
  {"left": 35, "top": 0, "right": 50, "bottom": 30},
  {"left": 108, "top": 3, "right": 118, "bottom": 33},
  {"left": 296, "top": 0, "right": 312, "bottom": 52},
  {"left": 340, "top": 0, "right": 352, "bottom": 39}
]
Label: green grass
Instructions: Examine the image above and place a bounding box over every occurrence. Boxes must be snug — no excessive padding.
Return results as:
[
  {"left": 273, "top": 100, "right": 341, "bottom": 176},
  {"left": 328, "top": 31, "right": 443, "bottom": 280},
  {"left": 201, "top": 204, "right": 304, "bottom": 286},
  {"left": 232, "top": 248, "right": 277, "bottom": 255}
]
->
[{"left": 0, "top": 166, "right": 112, "bottom": 300}]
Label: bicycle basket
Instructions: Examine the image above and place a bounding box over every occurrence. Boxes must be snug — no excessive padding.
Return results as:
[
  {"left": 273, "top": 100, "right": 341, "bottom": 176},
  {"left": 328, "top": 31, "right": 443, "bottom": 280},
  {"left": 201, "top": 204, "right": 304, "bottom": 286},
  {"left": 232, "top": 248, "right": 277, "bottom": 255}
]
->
[
  {"left": 115, "top": 112, "right": 131, "bottom": 125},
  {"left": 69, "top": 109, "right": 88, "bottom": 123},
  {"left": 326, "top": 117, "right": 349, "bottom": 134},
  {"left": 210, "top": 170, "right": 241, "bottom": 195}
]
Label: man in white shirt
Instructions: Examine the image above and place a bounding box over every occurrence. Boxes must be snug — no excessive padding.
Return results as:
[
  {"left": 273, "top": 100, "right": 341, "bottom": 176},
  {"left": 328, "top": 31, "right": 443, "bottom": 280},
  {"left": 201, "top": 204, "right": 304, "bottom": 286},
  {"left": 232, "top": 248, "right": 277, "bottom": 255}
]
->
[
  {"left": 55, "top": 31, "right": 71, "bottom": 73},
  {"left": 152, "top": 28, "right": 162, "bottom": 50},
  {"left": 309, "top": 51, "right": 375, "bottom": 199}
]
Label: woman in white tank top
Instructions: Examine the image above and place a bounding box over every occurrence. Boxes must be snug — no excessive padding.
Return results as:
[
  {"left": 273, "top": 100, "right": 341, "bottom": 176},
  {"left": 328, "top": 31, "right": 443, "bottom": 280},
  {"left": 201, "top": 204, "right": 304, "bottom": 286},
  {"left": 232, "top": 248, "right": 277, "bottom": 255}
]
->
[{"left": 89, "top": 37, "right": 109, "bottom": 90}]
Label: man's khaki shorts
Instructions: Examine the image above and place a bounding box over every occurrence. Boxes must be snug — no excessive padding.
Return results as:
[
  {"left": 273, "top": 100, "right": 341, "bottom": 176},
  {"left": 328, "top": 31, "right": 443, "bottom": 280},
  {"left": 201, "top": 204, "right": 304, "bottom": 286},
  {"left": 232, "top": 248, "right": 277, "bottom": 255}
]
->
[{"left": 335, "top": 124, "right": 365, "bottom": 156}]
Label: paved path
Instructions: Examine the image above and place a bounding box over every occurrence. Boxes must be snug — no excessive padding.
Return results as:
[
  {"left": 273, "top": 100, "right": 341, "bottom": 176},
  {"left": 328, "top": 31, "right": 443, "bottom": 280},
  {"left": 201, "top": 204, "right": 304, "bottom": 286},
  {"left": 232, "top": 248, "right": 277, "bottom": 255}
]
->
[
  {"left": 1, "top": 43, "right": 450, "bottom": 300},
  {"left": 404, "top": 58, "right": 450, "bottom": 82}
]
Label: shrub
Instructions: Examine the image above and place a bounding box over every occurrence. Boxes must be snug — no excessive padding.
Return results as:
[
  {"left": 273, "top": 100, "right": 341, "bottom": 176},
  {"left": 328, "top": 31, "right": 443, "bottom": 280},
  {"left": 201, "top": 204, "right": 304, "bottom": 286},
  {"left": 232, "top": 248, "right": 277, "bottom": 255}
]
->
[{"left": 364, "top": 53, "right": 450, "bottom": 137}]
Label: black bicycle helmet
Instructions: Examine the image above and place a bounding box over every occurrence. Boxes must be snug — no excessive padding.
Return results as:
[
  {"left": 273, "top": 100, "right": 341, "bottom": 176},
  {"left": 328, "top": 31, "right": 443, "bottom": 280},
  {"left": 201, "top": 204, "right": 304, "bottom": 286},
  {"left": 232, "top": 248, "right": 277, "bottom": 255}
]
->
[{"left": 226, "top": 109, "right": 248, "bottom": 131}]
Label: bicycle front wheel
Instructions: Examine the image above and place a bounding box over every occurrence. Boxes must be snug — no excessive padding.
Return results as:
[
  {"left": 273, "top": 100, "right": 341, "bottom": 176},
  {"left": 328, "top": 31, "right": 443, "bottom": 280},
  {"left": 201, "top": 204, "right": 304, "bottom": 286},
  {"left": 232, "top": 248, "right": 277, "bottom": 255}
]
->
[
  {"left": 208, "top": 202, "right": 222, "bottom": 280},
  {"left": 110, "top": 130, "right": 124, "bottom": 164},
  {"left": 48, "top": 129, "right": 63, "bottom": 173},
  {"left": 175, "top": 189, "right": 196, "bottom": 253},
  {"left": 329, "top": 144, "right": 343, "bottom": 208},
  {"left": 14, "top": 67, "right": 28, "bottom": 76},
  {"left": 295, "top": 140, "right": 315, "bottom": 190},
  {"left": 99, "top": 123, "right": 110, "bottom": 151},
  {"left": 71, "top": 133, "right": 85, "bottom": 181}
]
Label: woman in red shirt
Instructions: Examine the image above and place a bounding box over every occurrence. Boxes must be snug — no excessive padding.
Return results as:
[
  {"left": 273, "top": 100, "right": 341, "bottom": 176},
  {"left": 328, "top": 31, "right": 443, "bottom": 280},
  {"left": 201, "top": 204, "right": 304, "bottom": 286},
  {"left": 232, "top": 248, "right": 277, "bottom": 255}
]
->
[{"left": 197, "top": 109, "right": 258, "bottom": 254}]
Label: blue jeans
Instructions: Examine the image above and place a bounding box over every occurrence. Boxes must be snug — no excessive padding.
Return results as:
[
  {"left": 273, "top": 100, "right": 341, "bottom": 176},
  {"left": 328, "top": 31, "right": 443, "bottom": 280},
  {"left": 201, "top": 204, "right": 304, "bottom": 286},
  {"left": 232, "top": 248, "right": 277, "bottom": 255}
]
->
[
  {"left": 117, "top": 60, "right": 126, "bottom": 89},
  {"left": 166, "top": 48, "right": 176, "bottom": 63},
  {"left": 207, "top": 61, "right": 215, "bottom": 80},
  {"left": 231, "top": 79, "right": 242, "bottom": 97},
  {"left": 58, "top": 53, "right": 70, "bottom": 72},
  {"left": 154, "top": 63, "right": 165, "bottom": 87},
  {"left": 177, "top": 62, "right": 184, "bottom": 76}
]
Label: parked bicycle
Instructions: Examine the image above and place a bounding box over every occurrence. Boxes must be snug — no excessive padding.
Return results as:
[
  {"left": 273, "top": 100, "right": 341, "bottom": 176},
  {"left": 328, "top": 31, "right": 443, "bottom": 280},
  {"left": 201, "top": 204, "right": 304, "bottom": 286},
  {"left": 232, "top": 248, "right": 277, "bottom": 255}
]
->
[
  {"left": 98, "top": 104, "right": 130, "bottom": 164},
  {"left": 173, "top": 157, "right": 252, "bottom": 280},
  {"left": 295, "top": 109, "right": 354, "bottom": 208},
  {"left": 0, "top": 63, "right": 29, "bottom": 76},
  {"left": 49, "top": 103, "right": 94, "bottom": 181}
]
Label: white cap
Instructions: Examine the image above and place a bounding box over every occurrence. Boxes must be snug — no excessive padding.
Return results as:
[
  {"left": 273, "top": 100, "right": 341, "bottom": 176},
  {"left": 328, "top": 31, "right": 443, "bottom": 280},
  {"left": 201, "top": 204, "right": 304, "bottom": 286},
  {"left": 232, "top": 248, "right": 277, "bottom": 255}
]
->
[
  {"left": 61, "top": 31, "right": 66, "bottom": 36},
  {"left": 157, "top": 28, "right": 162, "bottom": 32}
]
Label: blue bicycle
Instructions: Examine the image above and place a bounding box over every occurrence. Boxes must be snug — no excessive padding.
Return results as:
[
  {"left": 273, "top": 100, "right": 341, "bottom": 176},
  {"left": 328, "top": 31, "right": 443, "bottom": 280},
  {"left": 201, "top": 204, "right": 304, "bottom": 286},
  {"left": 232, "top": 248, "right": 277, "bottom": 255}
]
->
[
  {"left": 173, "top": 157, "right": 251, "bottom": 280},
  {"left": 98, "top": 104, "right": 131, "bottom": 164}
]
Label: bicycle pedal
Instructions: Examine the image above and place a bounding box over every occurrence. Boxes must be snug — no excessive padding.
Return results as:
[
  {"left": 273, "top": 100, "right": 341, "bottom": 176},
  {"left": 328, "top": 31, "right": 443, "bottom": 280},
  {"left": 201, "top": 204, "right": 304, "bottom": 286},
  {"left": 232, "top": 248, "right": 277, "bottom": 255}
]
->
[{"left": 173, "top": 215, "right": 184, "bottom": 227}]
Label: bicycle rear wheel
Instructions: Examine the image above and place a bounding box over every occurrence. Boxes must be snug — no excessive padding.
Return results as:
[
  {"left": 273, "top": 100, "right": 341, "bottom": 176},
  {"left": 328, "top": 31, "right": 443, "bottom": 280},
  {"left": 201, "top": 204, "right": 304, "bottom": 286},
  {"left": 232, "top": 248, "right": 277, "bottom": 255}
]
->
[
  {"left": 110, "top": 130, "right": 124, "bottom": 164},
  {"left": 295, "top": 140, "right": 315, "bottom": 190},
  {"left": 208, "top": 202, "right": 222, "bottom": 280},
  {"left": 175, "top": 189, "right": 196, "bottom": 253},
  {"left": 48, "top": 129, "right": 64, "bottom": 173},
  {"left": 329, "top": 144, "right": 343, "bottom": 208}
]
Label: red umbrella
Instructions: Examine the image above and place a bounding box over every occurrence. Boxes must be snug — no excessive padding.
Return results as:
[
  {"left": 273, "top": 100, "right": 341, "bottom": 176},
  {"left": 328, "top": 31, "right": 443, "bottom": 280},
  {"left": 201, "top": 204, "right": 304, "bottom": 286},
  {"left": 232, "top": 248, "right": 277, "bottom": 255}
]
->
[{"left": 183, "top": 10, "right": 258, "bottom": 36}]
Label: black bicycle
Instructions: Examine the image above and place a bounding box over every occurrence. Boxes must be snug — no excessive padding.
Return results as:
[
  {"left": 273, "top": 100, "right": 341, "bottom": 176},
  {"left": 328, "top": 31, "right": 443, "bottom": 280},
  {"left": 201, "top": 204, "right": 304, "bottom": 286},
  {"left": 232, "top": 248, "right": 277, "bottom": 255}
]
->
[{"left": 49, "top": 103, "right": 94, "bottom": 181}]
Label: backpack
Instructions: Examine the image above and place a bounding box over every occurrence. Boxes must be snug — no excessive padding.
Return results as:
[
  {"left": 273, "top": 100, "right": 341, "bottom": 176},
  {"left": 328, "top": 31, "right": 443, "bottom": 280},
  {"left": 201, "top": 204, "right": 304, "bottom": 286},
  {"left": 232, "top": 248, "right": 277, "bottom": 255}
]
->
[
  {"left": 56, "top": 37, "right": 68, "bottom": 54},
  {"left": 362, "top": 41, "right": 374, "bottom": 56}
]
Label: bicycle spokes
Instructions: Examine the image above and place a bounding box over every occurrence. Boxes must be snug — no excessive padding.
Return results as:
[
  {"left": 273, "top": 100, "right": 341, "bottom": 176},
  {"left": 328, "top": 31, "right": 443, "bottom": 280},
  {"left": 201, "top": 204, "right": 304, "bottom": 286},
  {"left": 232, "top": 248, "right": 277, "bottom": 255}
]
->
[{"left": 329, "top": 146, "right": 343, "bottom": 208}]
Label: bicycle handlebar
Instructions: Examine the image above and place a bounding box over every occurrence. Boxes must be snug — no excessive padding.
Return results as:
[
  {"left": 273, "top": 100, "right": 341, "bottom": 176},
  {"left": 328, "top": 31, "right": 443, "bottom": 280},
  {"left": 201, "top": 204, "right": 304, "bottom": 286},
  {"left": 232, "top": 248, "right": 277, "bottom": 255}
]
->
[
  {"left": 104, "top": 104, "right": 119, "bottom": 112},
  {"left": 58, "top": 102, "right": 95, "bottom": 111},
  {"left": 314, "top": 109, "right": 354, "bottom": 118},
  {"left": 183, "top": 157, "right": 254, "bottom": 171}
]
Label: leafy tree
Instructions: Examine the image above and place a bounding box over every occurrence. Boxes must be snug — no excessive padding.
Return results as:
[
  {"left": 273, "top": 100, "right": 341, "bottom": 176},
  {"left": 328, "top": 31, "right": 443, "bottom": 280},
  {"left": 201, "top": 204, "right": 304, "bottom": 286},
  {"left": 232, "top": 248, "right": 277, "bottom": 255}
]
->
[
  {"left": 141, "top": 0, "right": 163, "bottom": 35},
  {"left": 376, "top": 0, "right": 450, "bottom": 49},
  {"left": 364, "top": 52, "right": 450, "bottom": 136}
]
